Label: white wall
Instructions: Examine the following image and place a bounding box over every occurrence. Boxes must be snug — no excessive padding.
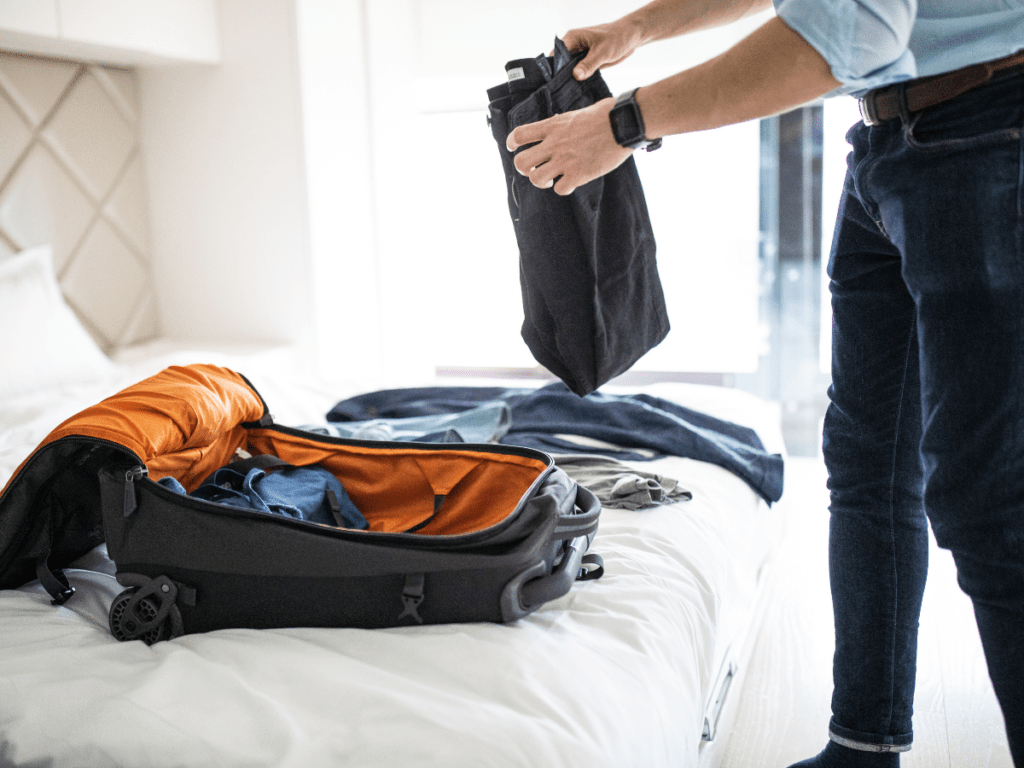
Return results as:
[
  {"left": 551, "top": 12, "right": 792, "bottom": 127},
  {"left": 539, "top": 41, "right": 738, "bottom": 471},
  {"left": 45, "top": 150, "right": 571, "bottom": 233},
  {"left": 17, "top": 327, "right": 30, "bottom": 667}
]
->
[
  {"left": 294, "top": 0, "right": 382, "bottom": 382},
  {"left": 134, "top": 0, "right": 778, "bottom": 381},
  {"left": 363, "top": 1, "right": 771, "bottom": 377},
  {"left": 138, "top": 0, "right": 315, "bottom": 356}
]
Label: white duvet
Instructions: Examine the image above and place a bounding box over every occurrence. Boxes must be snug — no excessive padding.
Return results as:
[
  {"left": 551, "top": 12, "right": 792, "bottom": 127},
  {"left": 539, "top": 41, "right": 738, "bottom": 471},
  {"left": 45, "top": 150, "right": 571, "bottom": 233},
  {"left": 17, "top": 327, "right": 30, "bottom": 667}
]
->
[{"left": 0, "top": 343, "right": 784, "bottom": 768}]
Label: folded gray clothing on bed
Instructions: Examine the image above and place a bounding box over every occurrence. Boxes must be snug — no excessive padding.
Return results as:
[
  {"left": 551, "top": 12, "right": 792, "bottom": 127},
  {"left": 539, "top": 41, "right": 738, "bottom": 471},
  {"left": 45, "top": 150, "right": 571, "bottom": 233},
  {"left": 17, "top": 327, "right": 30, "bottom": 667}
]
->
[{"left": 552, "top": 454, "right": 692, "bottom": 511}]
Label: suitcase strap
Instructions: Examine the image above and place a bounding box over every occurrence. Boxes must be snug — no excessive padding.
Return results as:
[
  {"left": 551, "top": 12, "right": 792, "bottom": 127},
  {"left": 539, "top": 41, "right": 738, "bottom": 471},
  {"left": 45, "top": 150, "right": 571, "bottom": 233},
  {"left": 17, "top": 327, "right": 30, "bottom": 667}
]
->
[
  {"left": 35, "top": 553, "right": 75, "bottom": 606},
  {"left": 225, "top": 452, "right": 293, "bottom": 475},
  {"left": 29, "top": 460, "right": 78, "bottom": 605}
]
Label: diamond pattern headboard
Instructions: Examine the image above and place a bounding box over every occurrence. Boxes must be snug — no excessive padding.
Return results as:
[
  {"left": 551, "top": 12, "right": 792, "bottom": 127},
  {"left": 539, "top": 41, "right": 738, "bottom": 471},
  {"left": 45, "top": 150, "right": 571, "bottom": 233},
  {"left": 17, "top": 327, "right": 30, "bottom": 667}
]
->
[{"left": 0, "top": 51, "right": 158, "bottom": 352}]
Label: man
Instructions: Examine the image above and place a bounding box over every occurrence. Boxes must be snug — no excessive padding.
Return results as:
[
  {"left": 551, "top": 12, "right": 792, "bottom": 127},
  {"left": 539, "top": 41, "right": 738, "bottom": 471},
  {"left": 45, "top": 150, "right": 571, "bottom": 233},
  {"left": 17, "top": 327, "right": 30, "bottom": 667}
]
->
[{"left": 505, "top": 2, "right": 1024, "bottom": 766}]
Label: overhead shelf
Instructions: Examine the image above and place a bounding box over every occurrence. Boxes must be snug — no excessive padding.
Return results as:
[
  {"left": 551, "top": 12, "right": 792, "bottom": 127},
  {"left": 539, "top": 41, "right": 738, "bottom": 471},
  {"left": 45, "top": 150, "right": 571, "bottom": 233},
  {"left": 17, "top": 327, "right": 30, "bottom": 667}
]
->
[{"left": 0, "top": 0, "right": 219, "bottom": 66}]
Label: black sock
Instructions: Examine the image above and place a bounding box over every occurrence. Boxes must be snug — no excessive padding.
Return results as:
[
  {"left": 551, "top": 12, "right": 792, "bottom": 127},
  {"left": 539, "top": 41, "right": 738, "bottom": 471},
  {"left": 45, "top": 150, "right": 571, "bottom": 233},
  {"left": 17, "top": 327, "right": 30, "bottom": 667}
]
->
[{"left": 785, "top": 740, "right": 900, "bottom": 768}]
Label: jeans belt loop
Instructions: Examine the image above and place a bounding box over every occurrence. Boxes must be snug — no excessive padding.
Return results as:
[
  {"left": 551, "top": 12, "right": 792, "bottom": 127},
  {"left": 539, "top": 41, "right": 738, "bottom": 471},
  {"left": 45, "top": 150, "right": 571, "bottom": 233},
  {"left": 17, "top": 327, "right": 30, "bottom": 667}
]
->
[
  {"left": 895, "top": 82, "right": 911, "bottom": 124},
  {"left": 539, "top": 88, "right": 553, "bottom": 120}
]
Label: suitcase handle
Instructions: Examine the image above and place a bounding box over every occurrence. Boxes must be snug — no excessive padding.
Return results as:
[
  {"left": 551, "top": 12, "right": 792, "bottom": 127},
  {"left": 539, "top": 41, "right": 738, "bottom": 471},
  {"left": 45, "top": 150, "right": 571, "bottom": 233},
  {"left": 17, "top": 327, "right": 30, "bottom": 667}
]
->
[
  {"left": 552, "top": 484, "right": 601, "bottom": 541},
  {"left": 508, "top": 484, "right": 602, "bottom": 616},
  {"left": 500, "top": 532, "right": 595, "bottom": 622},
  {"left": 518, "top": 535, "right": 589, "bottom": 610}
]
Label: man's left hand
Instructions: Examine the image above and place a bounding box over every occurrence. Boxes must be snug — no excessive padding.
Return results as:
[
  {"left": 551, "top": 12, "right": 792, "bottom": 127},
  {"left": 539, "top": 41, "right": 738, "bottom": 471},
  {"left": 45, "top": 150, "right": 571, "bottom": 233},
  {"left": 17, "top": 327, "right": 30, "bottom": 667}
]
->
[{"left": 506, "top": 97, "right": 634, "bottom": 196}]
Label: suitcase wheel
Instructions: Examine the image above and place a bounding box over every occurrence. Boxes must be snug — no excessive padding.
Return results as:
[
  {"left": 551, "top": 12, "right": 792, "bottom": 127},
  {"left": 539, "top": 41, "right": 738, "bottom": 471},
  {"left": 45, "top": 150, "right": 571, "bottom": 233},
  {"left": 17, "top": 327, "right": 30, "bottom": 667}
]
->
[{"left": 108, "top": 575, "right": 184, "bottom": 645}]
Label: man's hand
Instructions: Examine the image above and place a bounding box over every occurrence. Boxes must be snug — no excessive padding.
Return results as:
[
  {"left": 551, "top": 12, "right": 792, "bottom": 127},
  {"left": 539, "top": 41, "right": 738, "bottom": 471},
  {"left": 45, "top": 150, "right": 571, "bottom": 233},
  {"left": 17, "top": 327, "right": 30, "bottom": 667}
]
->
[
  {"left": 562, "top": 20, "right": 644, "bottom": 81},
  {"left": 506, "top": 98, "right": 634, "bottom": 196}
]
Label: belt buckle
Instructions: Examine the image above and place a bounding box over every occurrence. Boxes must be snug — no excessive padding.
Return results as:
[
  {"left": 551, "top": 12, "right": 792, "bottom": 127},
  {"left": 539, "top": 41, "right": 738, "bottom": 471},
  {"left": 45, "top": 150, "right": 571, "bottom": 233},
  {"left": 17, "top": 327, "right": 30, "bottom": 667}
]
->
[{"left": 858, "top": 94, "right": 880, "bottom": 126}]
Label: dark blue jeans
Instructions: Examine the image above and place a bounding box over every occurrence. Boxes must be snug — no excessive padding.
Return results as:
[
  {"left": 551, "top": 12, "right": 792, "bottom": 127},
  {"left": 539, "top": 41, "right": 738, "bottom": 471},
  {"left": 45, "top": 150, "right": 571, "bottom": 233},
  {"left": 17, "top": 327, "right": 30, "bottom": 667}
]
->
[{"left": 823, "top": 67, "right": 1024, "bottom": 763}]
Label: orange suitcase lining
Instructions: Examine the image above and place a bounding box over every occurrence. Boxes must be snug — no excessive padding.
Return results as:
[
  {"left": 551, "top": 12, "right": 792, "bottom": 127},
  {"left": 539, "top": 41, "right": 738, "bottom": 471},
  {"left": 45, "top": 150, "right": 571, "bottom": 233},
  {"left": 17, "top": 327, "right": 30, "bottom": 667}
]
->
[
  {"left": 245, "top": 431, "right": 548, "bottom": 535},
  {"left": 22, "top": 364, "right": 547, "bottom": 537}
]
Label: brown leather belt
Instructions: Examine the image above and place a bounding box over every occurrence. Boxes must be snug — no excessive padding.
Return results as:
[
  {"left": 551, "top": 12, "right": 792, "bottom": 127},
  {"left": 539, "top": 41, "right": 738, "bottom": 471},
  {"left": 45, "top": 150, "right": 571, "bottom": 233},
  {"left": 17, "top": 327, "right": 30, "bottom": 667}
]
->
[{"left": 858, "top": 49, "right": 1024, "bottom": 126}]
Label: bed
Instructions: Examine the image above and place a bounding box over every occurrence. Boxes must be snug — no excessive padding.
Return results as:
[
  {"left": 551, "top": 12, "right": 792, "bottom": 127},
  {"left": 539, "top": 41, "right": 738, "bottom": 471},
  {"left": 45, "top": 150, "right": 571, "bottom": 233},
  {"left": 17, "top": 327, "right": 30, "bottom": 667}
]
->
[{"left": 0, "top": 246, "right": 786, "bottom": 768}]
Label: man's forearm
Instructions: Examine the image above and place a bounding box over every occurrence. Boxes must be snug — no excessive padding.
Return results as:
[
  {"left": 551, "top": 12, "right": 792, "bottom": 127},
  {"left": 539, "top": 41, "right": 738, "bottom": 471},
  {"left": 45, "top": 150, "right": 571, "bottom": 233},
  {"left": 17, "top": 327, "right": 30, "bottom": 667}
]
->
[
  {"left": 507, "top": 11, "right": 841, "bottom": 196},
  {"left": 638, "top": 15, "right": 841, "bottom": 137},
  {"left": 622, "top": 0, "right": 775, "bottom": 46}
]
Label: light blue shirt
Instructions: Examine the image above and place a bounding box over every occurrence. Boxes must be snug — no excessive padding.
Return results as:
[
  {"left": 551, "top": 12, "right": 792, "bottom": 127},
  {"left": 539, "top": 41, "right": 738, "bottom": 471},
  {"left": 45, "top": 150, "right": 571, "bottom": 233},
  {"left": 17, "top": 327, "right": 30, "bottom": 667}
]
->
[{"left": 773, "top": 0, "right": 1024, "bottom": 96}]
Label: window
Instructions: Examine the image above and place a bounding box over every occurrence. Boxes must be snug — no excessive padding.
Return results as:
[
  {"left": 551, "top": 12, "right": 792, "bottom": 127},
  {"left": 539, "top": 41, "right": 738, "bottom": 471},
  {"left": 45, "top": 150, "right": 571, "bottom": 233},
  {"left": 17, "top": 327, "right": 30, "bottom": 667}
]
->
[
  {"left": 361, "top": 0, "right": 772, "bottom": 380},
  {"left": 301, "top": 1, "right": 848, "bottom": 453}
]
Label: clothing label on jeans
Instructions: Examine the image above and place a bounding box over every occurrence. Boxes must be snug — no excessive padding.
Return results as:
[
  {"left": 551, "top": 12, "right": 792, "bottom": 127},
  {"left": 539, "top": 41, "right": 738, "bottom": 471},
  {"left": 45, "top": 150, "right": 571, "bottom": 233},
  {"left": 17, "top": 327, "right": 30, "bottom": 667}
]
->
[{"left": 507, "top": 67, "right": 525, "bottom": 83}]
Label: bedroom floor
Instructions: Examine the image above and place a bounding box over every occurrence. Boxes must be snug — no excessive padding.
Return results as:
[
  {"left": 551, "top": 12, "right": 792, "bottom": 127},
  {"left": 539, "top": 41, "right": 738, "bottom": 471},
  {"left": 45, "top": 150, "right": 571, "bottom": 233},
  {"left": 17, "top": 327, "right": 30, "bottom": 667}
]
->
[{"left": 709, "top": 456, "right": 1014, "bottom": 768}]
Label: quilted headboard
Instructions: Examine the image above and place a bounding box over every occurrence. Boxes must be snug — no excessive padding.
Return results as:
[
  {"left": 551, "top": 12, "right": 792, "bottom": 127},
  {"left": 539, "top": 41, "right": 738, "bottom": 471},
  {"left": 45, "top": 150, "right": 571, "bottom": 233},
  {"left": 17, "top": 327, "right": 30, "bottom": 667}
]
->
[{"left": 0, "top": 50, "right": 158, "bottom": 352}]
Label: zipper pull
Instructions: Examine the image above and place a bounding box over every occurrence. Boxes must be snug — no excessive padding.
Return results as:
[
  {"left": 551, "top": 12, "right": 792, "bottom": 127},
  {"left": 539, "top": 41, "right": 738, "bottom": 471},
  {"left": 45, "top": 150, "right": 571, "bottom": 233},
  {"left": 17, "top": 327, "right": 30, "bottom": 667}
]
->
[{"left": 123, "top": 466, "right": 149, "bottom": 517}]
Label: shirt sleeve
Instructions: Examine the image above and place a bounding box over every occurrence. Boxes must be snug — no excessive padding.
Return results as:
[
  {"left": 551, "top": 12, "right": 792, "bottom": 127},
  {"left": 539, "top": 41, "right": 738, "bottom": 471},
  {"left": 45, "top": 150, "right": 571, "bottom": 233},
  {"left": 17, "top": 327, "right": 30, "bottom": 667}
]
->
[{"left": 772, "top": 0, "right": 919, "bottom": 93}]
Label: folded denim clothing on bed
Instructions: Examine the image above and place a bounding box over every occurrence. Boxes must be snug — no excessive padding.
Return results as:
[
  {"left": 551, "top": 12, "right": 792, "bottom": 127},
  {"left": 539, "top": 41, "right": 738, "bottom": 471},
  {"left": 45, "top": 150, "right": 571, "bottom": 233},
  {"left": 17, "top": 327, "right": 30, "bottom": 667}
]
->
[
  {"left": 327, "top": 383, "right": 784, "bottom": 505},
  {"left": 486, "top": 38, "right": 670, "bottom": 396},
  {"left": 158, "top": 463, "right": 368, "bottom": 529},
  {"left": 552, "top": 454, "right": 692, "bottom": 510},
  {"left": 299, "top": 402, "right": 511, "bottom": 445}
]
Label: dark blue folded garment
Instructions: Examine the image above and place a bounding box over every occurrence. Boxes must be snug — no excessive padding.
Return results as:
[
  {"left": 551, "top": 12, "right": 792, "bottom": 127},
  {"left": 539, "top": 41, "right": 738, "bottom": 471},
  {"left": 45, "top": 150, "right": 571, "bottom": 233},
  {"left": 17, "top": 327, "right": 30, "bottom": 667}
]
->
[{"left": 328, "top": 383, "right": 784, "bottom": 505}]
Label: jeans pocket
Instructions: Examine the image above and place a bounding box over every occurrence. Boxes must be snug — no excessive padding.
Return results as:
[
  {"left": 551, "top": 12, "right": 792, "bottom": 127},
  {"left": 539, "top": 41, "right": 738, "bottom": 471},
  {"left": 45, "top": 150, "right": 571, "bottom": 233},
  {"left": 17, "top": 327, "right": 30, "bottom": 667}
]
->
[
  {"left": 905, "top": 117, "right": 1021, "bottom": 152},
  {"left": 903, "top": 75, "right": 1024, "bottom": 152}
]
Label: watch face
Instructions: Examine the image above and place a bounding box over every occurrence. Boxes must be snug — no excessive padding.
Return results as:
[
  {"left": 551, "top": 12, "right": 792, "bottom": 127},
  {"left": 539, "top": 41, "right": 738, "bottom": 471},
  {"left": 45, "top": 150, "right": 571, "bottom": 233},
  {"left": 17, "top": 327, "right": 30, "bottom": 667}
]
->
[{"left": 610, "top": 102, "right": 644, "bottom": 146}]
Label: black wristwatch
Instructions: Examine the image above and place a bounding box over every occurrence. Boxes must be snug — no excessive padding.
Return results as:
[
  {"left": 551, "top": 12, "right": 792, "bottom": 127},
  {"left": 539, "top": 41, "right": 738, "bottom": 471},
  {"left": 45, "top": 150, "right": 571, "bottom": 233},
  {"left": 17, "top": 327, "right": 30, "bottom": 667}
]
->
[{"left": 609, "top": 88, "right": 662, "bottom": 152}]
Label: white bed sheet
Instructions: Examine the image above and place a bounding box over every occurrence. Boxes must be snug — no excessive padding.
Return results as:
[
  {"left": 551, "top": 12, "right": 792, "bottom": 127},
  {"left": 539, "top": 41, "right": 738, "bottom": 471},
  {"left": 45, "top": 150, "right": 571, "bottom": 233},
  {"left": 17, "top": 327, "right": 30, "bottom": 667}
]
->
[{"left": 0, "top": 343, "right": 784, "bottom": 768}]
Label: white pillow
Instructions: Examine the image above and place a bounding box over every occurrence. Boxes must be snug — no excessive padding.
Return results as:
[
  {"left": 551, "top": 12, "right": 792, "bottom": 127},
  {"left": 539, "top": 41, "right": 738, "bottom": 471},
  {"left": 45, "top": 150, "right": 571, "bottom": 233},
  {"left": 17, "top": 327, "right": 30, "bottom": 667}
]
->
[{"left": 0, "top": 245, "right": 115, "bottom": 398}]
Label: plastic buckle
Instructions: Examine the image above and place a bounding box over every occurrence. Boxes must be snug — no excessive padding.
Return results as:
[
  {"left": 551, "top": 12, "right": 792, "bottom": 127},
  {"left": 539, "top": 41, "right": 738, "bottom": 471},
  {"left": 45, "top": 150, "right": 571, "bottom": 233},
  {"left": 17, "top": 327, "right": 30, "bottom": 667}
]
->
[
  {"left": 397, "top": 572, "right": 425, "bottom": 624},
  {"left": 398, "top": 593, "right": 424, "bottom": 624},
  {"left": 50, "top": 582, "right": 75, "bottom": 607}
]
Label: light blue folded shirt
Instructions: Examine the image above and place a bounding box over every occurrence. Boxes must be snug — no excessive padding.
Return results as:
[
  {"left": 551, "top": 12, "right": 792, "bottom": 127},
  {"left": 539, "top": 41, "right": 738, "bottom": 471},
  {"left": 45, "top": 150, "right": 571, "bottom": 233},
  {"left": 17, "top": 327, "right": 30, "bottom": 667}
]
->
[
  {"left": 773, "top": 0, "right": 1024, "bottom": 96},
  {"left": 300, "top": 402, "right": 512, "bottom": 445}
]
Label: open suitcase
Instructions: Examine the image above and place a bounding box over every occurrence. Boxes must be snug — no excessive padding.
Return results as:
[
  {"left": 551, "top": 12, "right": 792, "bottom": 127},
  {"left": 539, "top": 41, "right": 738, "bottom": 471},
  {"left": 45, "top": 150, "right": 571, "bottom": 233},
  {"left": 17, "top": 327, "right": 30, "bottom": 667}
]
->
[{"left": 0, "top": 365, "right": 602, "bottom": 644}]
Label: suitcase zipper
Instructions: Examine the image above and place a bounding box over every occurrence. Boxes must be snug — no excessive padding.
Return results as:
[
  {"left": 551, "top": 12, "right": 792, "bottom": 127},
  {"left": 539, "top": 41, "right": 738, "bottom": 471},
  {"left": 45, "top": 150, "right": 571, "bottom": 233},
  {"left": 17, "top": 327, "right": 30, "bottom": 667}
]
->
[
  {"left": 230, "top": 423, "right": 559, "bottom": 546},
  {"left": 123, "top": 466, "right": 149, "bottom": 517},
  {"left": 260, "top": 422, "right": 556, "bottom": 462},
  {"left": 136, "top": 461, "right": 557, "bottom": 549}
]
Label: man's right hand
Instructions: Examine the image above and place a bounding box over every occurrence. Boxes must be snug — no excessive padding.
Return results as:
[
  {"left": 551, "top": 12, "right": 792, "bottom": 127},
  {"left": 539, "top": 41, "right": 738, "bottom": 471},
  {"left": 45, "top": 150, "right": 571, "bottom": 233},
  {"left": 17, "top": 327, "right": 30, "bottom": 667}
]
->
[
  {"left": 562, "top": 20, "right": 645, "bottom": 81},
  {"left": 560, "top": 0, "right": 776, "bottom": 81}
]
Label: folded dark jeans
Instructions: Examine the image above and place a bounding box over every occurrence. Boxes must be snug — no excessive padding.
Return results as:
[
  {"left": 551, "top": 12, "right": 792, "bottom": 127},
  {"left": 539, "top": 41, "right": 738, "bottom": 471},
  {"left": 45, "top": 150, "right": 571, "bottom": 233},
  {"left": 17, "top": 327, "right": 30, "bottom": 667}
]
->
[{"left": 487, "top": 38, "right": 670, "bottom": 397}]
